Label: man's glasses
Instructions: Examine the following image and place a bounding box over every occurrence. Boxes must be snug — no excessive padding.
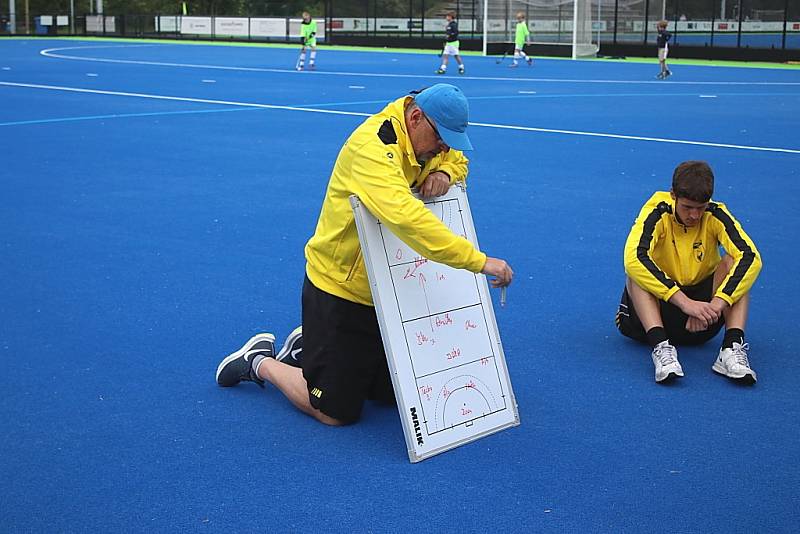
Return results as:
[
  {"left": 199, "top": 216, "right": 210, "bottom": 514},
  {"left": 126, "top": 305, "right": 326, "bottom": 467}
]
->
[{"left": 423, "top": 114, "right": 444, "bottom": 145}]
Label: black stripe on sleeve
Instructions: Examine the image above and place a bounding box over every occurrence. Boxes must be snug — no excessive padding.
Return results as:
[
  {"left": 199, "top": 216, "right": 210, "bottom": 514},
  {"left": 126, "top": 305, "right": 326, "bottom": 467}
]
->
[
  {"left": 636, "top": 201, "right": 676, "bottom": 291},
  {"left": 708, "top": 202, "right": 756, "bottom": 297}
]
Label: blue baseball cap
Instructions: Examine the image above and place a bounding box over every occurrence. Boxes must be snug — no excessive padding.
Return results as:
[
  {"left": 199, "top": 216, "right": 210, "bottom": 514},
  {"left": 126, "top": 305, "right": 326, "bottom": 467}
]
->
[{"left": 413, "top": 84, "right": 473, "bottom": 151}]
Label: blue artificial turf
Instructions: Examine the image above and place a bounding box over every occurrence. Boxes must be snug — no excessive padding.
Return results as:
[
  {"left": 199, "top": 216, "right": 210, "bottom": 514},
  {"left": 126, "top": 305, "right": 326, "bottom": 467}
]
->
[{"left": 1, "top": 38, "right": 799, "bottom": 532}]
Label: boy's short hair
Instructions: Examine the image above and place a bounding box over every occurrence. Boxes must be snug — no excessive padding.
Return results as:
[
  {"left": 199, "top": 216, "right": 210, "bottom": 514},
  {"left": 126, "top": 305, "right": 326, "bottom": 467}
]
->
[
  {"left": 516, "top": 12, "right": 525, "bottom": 19},
  {"left": 672, "top": 161, "right": 714, "bottom": 202},
  {"left": 657, "top": 20, "right": 668, "bottom": 29},
  {"left": 447, "top": 11, "right": 456, "bottom": 19}
]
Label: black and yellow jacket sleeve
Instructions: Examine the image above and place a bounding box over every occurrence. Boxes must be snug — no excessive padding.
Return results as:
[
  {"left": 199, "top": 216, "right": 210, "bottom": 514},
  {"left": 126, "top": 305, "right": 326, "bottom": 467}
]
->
[
  {"left": 305, "top": 96, "right": 485, "bottom": 305},
  {"left": 623, "top": 191, "right": 761, "bottom": 305}
]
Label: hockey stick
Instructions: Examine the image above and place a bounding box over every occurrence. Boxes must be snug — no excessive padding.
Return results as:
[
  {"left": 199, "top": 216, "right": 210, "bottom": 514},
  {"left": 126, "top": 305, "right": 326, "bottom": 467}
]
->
[
  {"left": 495, "top": 50, "right": 509, "bottom": 64},
  {"left": 295, "top": 39, "right": 307, "bottom": 70}
]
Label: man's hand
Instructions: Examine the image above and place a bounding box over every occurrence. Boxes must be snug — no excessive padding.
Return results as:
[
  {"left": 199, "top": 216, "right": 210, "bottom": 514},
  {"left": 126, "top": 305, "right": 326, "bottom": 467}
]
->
[
  {"left": 481, "top": 257, "right": 513, "bottom": 287},
  {"left": 419, "top": 172, "right": 451, "bottom": 198}
]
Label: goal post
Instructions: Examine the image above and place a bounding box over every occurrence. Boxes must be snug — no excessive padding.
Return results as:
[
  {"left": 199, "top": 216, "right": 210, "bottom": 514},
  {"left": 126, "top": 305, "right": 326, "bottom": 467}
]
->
[{"left": 572, "top": 0, "right": 598, "bottom": 59}]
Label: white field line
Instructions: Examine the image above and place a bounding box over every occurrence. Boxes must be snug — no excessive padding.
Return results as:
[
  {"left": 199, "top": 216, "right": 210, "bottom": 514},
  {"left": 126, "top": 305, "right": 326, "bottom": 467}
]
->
[
  {"left": 39, "top": 45, "right": 800, "bottom": 86},
  {"left": 2, "top": 80, "right": 799, "bottom": 155}
]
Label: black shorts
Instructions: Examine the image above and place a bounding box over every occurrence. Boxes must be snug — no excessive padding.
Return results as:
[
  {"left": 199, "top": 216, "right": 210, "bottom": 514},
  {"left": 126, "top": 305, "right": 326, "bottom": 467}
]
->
[
  {"left": 301, "top": 276, "right": 395, "bottom": 424},
  {"left": 615, "top": 275, "right": 724, "bottom": 346}
]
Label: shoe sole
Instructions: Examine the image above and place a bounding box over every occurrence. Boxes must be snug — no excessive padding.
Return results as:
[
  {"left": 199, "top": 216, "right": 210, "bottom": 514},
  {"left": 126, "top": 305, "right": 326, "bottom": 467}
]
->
[
  {"left": 656, "top": 370, "right": 684, "bottom": 383},
  {"left": 712, "top": 362, "right": 757, "bottom": 383},
  {"left": 275, "top": 326, "right": 303, "bottom": 364},
  {"left": 216, "top": 332, "right": 275, "bottom": 385}
]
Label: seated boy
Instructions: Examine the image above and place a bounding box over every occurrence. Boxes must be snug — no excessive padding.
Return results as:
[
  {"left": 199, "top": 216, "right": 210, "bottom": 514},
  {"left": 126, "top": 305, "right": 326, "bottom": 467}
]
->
[{"left": 616, "top": 161, "right": 762, "bottom": 384}]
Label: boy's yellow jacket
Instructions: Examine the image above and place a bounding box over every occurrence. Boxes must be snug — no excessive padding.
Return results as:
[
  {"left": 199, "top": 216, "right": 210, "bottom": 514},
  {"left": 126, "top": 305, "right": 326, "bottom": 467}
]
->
[
  {"left": 624, "top": 191, "right": 761, "bottom": 305},
  {"left": 305, "top": 96, "right": 487, "bottom": 305}
]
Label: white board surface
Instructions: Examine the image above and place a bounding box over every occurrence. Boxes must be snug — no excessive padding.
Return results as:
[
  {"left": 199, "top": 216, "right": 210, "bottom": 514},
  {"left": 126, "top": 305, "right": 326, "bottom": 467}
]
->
[{"left": 350, "top": 184, "right": 519, "bottom": 462}]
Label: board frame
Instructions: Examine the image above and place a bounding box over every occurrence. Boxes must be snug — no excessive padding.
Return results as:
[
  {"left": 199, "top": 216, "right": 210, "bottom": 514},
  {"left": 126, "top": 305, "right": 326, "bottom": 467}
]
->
[{"left": 350, "top": 183, "right": 519, "bottom": 462}]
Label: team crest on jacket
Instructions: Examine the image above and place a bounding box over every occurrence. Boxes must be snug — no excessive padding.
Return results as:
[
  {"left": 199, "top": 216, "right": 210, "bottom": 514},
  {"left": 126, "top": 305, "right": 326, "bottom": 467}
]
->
[{"left": 693, "top": 241, "right": 705, "bottom": 262}]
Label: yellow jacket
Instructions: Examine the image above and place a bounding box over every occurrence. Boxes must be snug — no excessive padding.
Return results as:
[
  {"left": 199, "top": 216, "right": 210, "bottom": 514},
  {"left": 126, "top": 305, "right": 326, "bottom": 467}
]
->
[
  {"left": 305, "top": 96, "right": 487, "bottom": 305},
  {"left": 624, "top": 191, "right": 761, "bottom": 305}
]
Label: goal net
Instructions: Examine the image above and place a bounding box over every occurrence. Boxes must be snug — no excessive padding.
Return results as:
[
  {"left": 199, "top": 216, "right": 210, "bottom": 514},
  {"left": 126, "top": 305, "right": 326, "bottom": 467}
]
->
[{"left": 480, "top": 0, "right": 599, "bottom": 59}]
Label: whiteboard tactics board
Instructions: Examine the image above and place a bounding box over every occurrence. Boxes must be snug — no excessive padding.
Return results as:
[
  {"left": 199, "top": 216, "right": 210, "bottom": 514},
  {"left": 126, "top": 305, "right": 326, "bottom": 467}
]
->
[{"left": 350, "top": 183, "right": 519, "bottom": 462}]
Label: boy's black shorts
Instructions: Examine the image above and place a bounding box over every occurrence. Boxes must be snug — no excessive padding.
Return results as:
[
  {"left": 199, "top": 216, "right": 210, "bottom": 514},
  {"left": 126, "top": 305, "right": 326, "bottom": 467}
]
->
[
  {"left": 615, "top": 275, "right": 724, "bottom": 346},
  {"left": 301, "top": 276, "right": 395, "bottom": 424}
]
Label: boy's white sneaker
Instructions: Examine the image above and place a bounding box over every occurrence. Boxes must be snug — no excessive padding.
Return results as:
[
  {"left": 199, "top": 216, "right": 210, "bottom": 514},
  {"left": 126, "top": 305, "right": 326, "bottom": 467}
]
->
[
  {"left": 713, "top": 342, "right": 757, "bottom": 383},
  {"left": 651, "top": 340, "right": 684, "bottom": 383}
]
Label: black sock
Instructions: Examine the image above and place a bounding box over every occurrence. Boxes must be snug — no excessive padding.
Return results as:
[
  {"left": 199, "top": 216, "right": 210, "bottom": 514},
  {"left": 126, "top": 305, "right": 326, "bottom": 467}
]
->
[
  {"left": 646, "top": 326, "right": 668, "bottom": 348},
  {"left": 722, "top": 328, "right": 744, "bottom": 349}
]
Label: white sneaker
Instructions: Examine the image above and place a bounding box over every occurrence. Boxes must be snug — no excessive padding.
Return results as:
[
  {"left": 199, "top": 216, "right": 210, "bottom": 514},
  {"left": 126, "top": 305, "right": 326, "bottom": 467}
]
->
[
  {"left": 713, "top": 342, "right": 757, "bottom": 383},
  {"left": 651, "top": 340, "right": 684, "bottom": 382}
]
